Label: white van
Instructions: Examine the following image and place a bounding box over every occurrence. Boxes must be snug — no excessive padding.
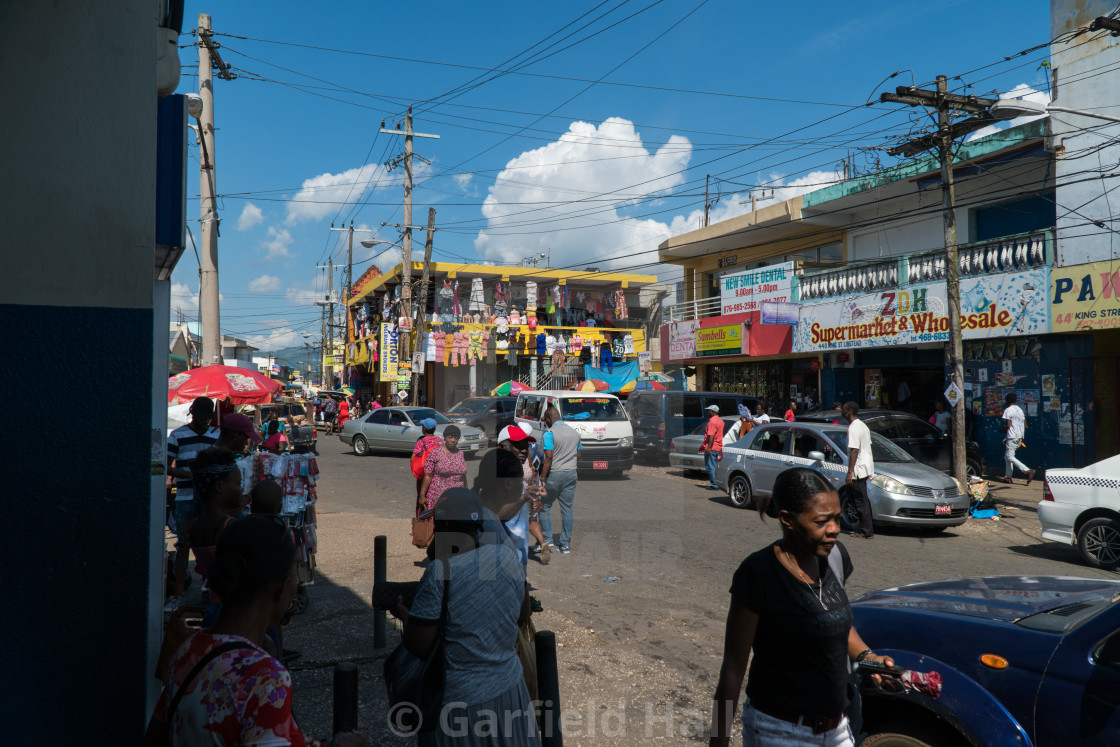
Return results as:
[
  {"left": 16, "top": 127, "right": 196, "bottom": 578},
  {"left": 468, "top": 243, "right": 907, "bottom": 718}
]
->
[{"left": 514, "top": 390, "right": 634, "bottom": 478}]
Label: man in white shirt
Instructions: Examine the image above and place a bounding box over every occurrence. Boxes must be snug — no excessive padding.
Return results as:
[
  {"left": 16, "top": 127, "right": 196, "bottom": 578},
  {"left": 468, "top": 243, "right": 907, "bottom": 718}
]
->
[
  {"left": 1000, "top": 392, "right": 1033, "bottom": 485},
  {"left": 842, "top": 401, "right": 875, "bottom": 539}
]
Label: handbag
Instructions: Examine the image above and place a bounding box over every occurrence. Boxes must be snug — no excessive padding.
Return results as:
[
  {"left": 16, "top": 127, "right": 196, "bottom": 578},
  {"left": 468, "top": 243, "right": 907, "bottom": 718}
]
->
[
  {"left": 384, "top": 559, "right": 450, "bottom": 735},
  {"left": 411, "top": 511, "right": 434, "bottom": 548},
  {"left": 411, "top": 444, "right": 439, "bottom": 479}
]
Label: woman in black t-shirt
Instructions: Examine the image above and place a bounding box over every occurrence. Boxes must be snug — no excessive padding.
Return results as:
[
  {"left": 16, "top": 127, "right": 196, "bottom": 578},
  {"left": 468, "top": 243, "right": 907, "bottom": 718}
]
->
[{"left": 710, "top": 468, "right": 895, "bottom": 747}]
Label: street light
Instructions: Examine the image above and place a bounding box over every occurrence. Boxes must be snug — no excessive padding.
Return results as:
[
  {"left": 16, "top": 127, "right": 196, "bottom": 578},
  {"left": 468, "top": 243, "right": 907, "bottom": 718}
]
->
[{"left": 990, "top": 98, "right": 1120, "bottom": 125}]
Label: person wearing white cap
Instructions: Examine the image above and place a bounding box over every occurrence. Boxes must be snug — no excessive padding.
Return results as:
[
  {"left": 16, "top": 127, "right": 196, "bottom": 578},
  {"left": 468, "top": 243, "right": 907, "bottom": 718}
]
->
[
  {"left": 496, "top": 423, "right": 549, "bottom": 565},
  {"left": 699, "top": 404, "right": 725, "bottom": 490}
]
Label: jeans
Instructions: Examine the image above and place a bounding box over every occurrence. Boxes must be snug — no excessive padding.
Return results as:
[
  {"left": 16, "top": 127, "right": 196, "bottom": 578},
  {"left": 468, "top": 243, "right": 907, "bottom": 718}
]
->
[
  {"left": 1004, "top": 438, "right": 1030, "bottom": 477},
  {"left": 172, "top": 499, "right": 199, "bottom": 547},
  {"left": 542, "top": 471, "right": 578, "bottom": 549},
  {"left": 705, "top": 450, "right": 720, "bottom": 488},
  {"left": 742, "top": 704, "right": 854, "bottom": 747}
]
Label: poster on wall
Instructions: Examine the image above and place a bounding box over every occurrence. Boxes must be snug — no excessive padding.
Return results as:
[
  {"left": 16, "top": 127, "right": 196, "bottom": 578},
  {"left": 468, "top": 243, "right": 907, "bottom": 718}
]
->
[
  {"left": 668, "top": 320, "right": 699, "bottom": 360},
  {"left": 1051, "top": 260, "right": 1120, "bottom": 331},
  {"left": 794, "top": 268, "right": 1050, "bottom": 353},
  {"left": 721, "top": 261, "right": 794, "bottom": 315},
  {"left": 1042, "top": 374, "right": 1056, "bottom": 397},
  {"left": 761, "top": 301, "right": 799, "bottom": 325},
  {"left": 637, "top": 351, "right": 652, "bottom": 374},
  {"left": 379, "top": 322, "right": 399, "bottom": 380}
]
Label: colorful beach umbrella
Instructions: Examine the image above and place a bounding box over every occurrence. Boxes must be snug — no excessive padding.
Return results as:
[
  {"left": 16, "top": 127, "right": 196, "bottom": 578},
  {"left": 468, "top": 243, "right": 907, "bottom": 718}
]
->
[
  {"left": 646, "top": 372, "right": 674, "bottom": 384},
  {"left": 619, "top": 379, "right": 667, "bottom": 394},
  {"left": 578, "top": 379, "right": 610, "bottom": 392},
  {"left": 491, "top": 380, "right": 533, "bottom": 396}
]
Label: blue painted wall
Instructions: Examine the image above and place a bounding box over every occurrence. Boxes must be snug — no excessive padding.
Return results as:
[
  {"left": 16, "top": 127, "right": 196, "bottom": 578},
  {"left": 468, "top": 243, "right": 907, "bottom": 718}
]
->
[{"left": 3, "top": 304, "right": 154, "bottom": 741}]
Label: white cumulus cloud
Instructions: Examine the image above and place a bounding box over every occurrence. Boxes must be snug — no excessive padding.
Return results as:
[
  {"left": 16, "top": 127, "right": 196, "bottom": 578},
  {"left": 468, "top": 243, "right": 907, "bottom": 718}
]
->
[
  {"left": 284, "top": 161, "right": 427, "bottom": 224},
  {"left": 246, "top": 324, "right": 306, "bottom": 352},
  {"left": 248, "top": 274, "right": 282, "bottom": 293},
  {"left": 262, "top": 226, "right": 295, "bottom": 259},
  {"left": 473, "top": 117, "right": 693, "bottom": 270},
  {"left": 237, "top": 202, "right": 264, "bottom": 230}
]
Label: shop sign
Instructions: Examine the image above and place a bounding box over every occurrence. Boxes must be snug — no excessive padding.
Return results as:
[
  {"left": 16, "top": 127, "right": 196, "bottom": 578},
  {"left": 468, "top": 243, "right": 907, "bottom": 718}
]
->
[
  {"left": 810, "top": 359, "right": 822, "bottom": 371},
  {"left": 695, "top": 324, "right": 744, "bottom": 357},
  {"left": 761, "top": 301, "right": 799, "bottom": 325},
  {"left": 718, "top": 255, "right": 738, "bottom": 269},
  {"left": 637, "top": 351, "right": 652, "bottom": 373},
  {"left": 838, "top": 353, "right": 850, "bottom": 363},
  {"left": 720, "top": 261, "right": 794, "bottom": 315},
  {"left": 794, "top": 269, "right": 1050, "bottom": 352},
  {"left": 379, "top": 322, "right": 399, "bottom": 379},
  {"left": 1051, "top": 260, "right": 1120, "bottom": 331},
  {"left": 668, "top": 320, "right": 699, "bottom": 360}
]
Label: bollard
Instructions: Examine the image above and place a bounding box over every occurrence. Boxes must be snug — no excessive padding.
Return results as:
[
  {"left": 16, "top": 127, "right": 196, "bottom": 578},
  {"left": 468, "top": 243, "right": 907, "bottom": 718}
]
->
[
  {"left": 374, "top": 535, "right": 387, "bottom": 649},
  {"left": 534, "top": 630, "right": 563, "bottom": 746},
  {"left": 332, "top": 662, "right": 359, "bottom": 735}
]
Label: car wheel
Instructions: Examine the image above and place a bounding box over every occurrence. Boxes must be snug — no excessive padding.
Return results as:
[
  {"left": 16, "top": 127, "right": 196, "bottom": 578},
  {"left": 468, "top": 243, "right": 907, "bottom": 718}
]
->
[
  {"left": 1077, "top": 516, "right": 1120, "bottom": 569},
  {"left": 966, "top": 457, "right": 983, "bottom": 479},
  {"left": 863, "top": 720, "right": 966, "bottom": 747},
  {"left": 839, "top": 487, "right": 861, "bottom": 532},
  {"left": 352, "top": 435, "right": 369, "bottom": 456},
  {"left": 729, "top": 474, "right": 753, "bottom": 509}
]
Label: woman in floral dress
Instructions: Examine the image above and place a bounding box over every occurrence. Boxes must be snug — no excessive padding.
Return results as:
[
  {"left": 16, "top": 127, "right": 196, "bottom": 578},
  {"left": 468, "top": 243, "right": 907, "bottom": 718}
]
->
[
  {"left": 419, "top": 424, "right": 467, "bottom": 512},
  {"left": 412, "top": 418, "right": 445, "bottom": 504}
]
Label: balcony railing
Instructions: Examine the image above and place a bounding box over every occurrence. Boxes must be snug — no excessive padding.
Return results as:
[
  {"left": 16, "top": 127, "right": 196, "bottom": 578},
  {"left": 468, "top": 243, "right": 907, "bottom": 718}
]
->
[{"left": 663, "top": 229, "right": 1054, "bottom": 322}]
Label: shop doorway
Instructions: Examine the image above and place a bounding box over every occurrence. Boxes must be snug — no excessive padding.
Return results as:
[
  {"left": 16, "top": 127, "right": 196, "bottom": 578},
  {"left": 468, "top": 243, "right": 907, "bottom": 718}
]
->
[
  {"left": 1071, "top": 356, "right": 1120, "bottom": 466},
  {"left": 871, "top": 367, "right": 945, "bottom": 419}
]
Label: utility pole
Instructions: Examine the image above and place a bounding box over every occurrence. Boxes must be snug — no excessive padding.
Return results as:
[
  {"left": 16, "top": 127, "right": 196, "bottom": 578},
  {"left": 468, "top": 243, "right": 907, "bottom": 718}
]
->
[
  {"left": 329, "top": 221, "right": 358, "bottom": 389},
  {"left": 704, "top": 174, "right": 711, "bottom": 227},
  {"left": 196, "top": 14, "right": 236, "bottom": 366},
  {"left": 327, "top": 258, "right": 334, "bottom": 389},
  {"left": 412, "top": 208, "right": 436, "bottom": 405},
  {"left": 881, "top": 76, "right": 996, "bottom": 484},
  {"left": 381, "top": 108, "right": 439, "bottom": 365}
]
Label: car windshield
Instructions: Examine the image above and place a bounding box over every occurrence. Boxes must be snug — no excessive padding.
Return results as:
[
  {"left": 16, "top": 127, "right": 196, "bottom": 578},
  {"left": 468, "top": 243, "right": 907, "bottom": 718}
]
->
[
  {"left": 407, "top": 408, "right": 451, "bottom": 425},
  {"left": 559, "top": 397, "right": 628, "bottom": 421},
  {"left": 448, "top": 399, "right": 489, "bottom": 414},
  {"left": 823, "top": 431, "right": 915, "bottom": 463}
]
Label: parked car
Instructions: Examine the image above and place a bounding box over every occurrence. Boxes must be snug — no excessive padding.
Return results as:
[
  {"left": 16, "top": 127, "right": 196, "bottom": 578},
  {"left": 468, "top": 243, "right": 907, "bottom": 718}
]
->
[
  {"left": 668, "top": 417, "right": 741, "bottom": 472},
  {"left": 715, "top": 422, "right": 970, "bottom": 530},
  {"left": 628, "top": 390, "right": 760, "bottom": 462},
  {"left": 797, "top": 409, "right": 984, "bottom": 477},
  {"left": 1039, "top": 453, "right": 1120, "bottom": 569},
  {"left": 443, "top": 396, "right": 518, "bottom": 442},
  {"left": 515, "top": 390, "right": 634, "bottom": 477},
  {"left": 850, "top": 575, "right": 1120, "bottom": 746},
  {"left": 339, "top": 406, "right": 486, "bottom": 457}
]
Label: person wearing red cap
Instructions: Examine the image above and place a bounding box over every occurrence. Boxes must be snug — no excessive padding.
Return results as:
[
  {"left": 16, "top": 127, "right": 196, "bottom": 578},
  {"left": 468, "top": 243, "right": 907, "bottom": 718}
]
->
[{"left": 497, "top": 424, "right": 549, "bottom": 565}]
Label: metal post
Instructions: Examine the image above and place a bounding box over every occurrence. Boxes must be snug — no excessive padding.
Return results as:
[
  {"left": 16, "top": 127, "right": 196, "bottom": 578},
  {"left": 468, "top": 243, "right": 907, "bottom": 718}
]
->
[
  {"left": 197, "top": 13, "right": 221, "bottom": 365},
  {"left": 332, "top": 662, "right": 359, "bottom": 735},
  {"left": 535, "top": 630, "right": 563, "bottom": 746},
  {"left": 374, "top": 535, "right": 387, "bottom": 649},
  {"left": 327, "top": 258, "right": 334, "bottom": 389}
]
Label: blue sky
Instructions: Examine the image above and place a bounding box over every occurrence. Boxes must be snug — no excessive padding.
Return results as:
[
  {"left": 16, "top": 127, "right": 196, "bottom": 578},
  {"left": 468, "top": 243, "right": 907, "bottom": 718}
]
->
[{"left": 171, "top": 0, "right": 1051, "bottom": 356}]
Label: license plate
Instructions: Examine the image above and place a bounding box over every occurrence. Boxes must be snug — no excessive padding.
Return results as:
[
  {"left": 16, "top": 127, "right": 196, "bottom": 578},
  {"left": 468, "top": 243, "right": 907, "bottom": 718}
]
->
[
  {"left": 593, "top": 461, "right": 608, "bottom": 470},
  {"left": 935, "top": 504, "right": 951, "bottom": 515},
  {"left": 470, "top": 444, "right": 480, "bottom": 451}
]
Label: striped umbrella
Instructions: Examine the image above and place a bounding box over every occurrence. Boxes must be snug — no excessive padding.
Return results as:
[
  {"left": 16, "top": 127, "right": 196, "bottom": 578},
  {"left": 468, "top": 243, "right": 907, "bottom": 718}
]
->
[
  {"left": 578, "top": 379, "right": 611, "bottom": 392},
  {"left": 646, "top": 372, "right": 674, "bottom": 384},
  {"left": 491, "top": 380, "right": 533, "bottom": 396},
  {"left": 619, "top": 380, "right": 667, "bottom": 394}
]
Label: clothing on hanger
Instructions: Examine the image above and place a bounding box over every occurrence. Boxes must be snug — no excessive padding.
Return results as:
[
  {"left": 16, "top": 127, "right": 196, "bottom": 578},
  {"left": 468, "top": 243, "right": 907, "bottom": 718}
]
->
[
  {"left": 469, "top": 278, "right": 485, "bottom": 312},
  {"left": 525, "top": 281, "right": 538, "bottom": 311},
  {"left": 536, "top": 333, "right": 546, "bottom": 355},
  {"left": 623, "top": 333, "right": 635, "bottom": 355}
]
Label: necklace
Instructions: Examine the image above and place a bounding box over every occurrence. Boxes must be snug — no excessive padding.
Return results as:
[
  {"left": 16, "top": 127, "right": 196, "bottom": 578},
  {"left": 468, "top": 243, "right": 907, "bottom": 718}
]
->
[{"left": 782, "top": 545, "right": 826, "bottom": 610}]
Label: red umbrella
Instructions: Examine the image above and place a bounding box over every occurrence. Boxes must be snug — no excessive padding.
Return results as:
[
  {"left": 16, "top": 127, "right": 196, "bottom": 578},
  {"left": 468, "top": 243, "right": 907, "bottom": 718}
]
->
[
  {"left": 578, "top": 379, "right": 611, "bottom": 392},
  {"left": 168, "top": 365, "right": 283, "bottom": 405}
]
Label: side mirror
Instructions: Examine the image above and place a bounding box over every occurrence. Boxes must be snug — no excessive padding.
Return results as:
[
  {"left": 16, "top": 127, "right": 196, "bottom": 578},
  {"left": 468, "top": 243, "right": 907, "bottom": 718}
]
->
[{"left": 808, "top": 450, "right": 826, "bottom": 463}]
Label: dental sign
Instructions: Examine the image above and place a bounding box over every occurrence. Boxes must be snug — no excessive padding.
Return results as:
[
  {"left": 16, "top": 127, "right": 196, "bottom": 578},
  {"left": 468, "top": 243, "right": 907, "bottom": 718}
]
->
[
  {"left": 721, "top": 261, "right": 794, "bottom": 315},
  {"left": 794, "top": 269, "right": 1050, "bottom": 352}
]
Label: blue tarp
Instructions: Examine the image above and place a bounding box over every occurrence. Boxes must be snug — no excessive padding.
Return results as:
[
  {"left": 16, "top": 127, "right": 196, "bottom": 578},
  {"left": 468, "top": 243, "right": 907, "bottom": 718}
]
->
[{"left": 583, "top": 361, "right": 640, "bottom": 392}]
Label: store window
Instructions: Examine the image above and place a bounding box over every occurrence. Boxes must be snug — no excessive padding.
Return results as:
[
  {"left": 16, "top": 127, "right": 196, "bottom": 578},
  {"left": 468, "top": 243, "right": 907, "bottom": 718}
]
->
[
  {"left": 974, "top": 194, "right": 1055, "bottom": 241},
  {"left": 709, "top": 362, "right": 789, "bottom": 412}
]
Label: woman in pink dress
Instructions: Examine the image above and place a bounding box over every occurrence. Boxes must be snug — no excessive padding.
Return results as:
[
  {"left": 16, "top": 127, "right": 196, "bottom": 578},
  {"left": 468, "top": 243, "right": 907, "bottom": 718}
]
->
[
  {"left": 412, "top": 418, "right": 445, "bottom": 503},
  {"left": 418, "top": 425, "right": 467, "bottom": 512}
]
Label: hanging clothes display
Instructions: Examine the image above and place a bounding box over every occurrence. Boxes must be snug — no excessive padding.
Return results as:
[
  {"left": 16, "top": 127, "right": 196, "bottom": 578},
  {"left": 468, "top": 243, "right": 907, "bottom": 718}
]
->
[
  {"left": 570, "top": 334, "right": 583, "bottom": 354},
  {"left": 492, "top": 281, "right": 509, "bottom": 315},
  {"left": 536, "top": 333, "right": 546, "bottom": 355},
  {"left": 451, "top": 280, "right": 462, "bottom": 319},
  {"left": 623, "top": 333, "right": 635, "bottom": 355},
  {"left": 469, "top": 278, "right": 485, "bottom": 312},
  {"left": 579, "top": 344, "right": 592, "bottom": 365},
  {"left": 495, "top": 324, "right": 509, "bottom": 351},
  {"left": 510, "top": 308, "right": 521, "bottom": 326},
  {"left": 525, "top": 281, "right": 538, "bottom": 311},
  {"left": 508, "top": 331, "right": 519, "bottom": 367},
  {"left": 438, "top": 280, "right": 454, "bottom": 321},
  {"left": 612, "top": 336, "right": 625, "bottom": 358},
  {"left": 467, "top": 329, "right": 484, "bottom": 364},
  {"left": 614, "top": 289, "right": 628, "bottom": 319},
  {"left": 424, "top": 331, "right": 436, "bottom": 362},
  {"left": 600, "top": 340, "right": 613, "bottom": 374}
]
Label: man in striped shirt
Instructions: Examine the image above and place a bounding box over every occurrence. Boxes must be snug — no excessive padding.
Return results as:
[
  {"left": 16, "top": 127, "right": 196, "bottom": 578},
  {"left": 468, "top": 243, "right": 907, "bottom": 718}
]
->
[{"left": 167, "top": 397, "right": 220, "bottom": 542}]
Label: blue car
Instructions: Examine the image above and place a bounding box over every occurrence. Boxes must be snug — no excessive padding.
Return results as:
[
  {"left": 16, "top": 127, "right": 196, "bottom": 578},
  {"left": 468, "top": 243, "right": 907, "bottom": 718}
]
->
[{"left": 851, "top": 576, "right": 1120, "bottom": 746}]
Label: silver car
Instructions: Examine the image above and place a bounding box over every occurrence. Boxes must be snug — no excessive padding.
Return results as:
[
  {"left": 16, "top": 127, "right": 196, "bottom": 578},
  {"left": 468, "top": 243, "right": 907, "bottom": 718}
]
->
[
  {"left": 668, "top": 417, "right": 740, "bottom": 472},
  {"left": 714, "top": 422, "right": 970, "bottom": 530},
  {"left": 339, "top": 406, "right": 486, "bottom": 457}
]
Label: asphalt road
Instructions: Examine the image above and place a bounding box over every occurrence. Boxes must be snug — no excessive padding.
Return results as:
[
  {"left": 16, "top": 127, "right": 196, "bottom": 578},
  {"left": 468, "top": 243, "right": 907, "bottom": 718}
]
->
[{"left": 285, "top": 432, "right": 1114, "bottom": 745}]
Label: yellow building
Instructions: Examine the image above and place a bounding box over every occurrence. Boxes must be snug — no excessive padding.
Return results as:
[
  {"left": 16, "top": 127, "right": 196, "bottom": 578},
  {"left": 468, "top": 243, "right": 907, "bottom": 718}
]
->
[{"left": 348, "top": 261, "right": 657, "bottom": 409}]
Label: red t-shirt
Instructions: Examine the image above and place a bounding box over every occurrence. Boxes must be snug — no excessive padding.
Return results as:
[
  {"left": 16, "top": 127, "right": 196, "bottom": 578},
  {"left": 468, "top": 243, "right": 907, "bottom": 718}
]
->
[{"left": 705, "top": 415, "right": 724, "bottom": 452}]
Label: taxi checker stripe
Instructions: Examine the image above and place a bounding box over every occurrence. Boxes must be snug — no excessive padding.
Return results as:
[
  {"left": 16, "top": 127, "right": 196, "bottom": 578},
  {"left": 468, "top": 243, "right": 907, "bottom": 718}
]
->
[{"left": 1046, "top": 475, "right": 1120, "bottom": 489}]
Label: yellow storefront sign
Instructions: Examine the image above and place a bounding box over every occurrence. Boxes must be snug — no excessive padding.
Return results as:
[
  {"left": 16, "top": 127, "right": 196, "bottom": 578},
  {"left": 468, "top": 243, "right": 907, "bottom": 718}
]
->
[
  {"left": 1051, "top": 261, "right": 1120, "bottom": 331},
  {"left": 695, "top": 324, "right": 743, "bottom": 356}
]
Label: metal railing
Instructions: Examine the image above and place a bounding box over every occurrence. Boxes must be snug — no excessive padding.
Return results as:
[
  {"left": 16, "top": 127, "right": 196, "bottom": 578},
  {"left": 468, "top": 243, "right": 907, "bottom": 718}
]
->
[{"left": 665, "top": 295, "right": 723, "bottom": 322}]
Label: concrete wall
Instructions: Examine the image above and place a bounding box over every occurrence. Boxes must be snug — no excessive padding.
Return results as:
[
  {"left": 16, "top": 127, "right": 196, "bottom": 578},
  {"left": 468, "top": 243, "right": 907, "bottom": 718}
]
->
[
  {"left": 0, "top": 0, "right": 159, "bottom": 741},
  {"left": 1051, "top": 0, "right": 1120, "bottom": 265}
]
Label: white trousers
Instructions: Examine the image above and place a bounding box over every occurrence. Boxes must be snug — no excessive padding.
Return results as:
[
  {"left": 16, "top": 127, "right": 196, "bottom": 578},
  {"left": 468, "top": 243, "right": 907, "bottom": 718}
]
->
[
  {"left": 742, "top": 704, "right": 854, "bottom": 747},
  {"left": 1004, "top": 438, "right": 1029, "bottom": 477}
]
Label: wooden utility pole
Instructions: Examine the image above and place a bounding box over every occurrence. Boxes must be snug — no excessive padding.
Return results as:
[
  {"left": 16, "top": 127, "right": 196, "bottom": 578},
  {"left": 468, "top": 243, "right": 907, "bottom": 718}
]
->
[
  {"left": 412, "top": 208, "right": 437, "bottom": 404},
  {"left": 380, "top": 109, "right": 439, "bottom": 366},
  {"left": 881, "top": 77, "right": 996, "bottom": 484}
]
